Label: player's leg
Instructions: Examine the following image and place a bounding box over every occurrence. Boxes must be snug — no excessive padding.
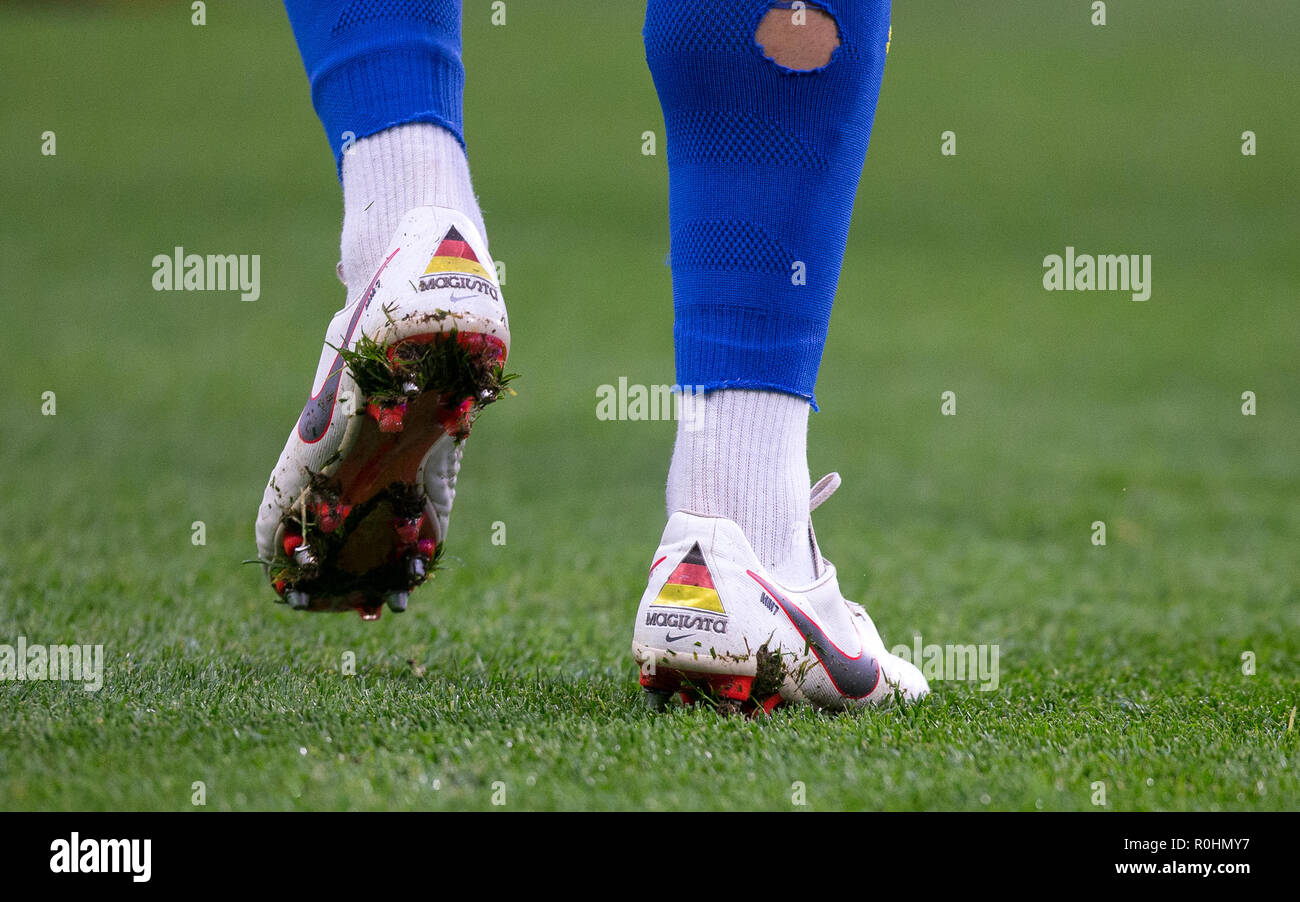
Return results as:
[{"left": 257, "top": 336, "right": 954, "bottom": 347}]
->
[
  {"left": 632, "top": 0, "right": 927, "bottom": 711},
  {"left": 255, "top": 1, "right": 510, "bottom": 618}
]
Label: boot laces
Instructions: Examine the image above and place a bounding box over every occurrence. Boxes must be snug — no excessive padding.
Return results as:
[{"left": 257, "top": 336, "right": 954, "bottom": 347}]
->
[
  {"left": 805, "top": 472, "right": 842, "bottom": 577},
  {"left": 810, "top": 471, "right": 841, "bottom": 512}
]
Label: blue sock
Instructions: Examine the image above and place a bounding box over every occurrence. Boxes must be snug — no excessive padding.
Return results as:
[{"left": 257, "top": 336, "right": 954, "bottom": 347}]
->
[
  {"left": 644, "top": 1, "right": 892, "bottom": 407},
  {"left": 283, "top": 0, "right": 464, "bottom": 174}
]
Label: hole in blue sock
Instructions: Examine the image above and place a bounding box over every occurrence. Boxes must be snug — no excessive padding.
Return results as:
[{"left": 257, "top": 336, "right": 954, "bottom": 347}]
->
[{"left": 755, "top": 2, "right": 842, "bottom": 72}]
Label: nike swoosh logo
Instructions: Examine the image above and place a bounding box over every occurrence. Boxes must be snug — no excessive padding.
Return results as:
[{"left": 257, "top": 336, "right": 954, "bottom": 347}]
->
[
  {"left": 747, "top": 571, "right": 880, "bottom": 699},
  {"left": 449, "top": 292, "right": 479, "bottom": 304},
  {"left": 664, "top": 632, "right": 695, "bottom": 643},
  {"left": 296, "top": 248, "right": 400, "bottom": 444}
]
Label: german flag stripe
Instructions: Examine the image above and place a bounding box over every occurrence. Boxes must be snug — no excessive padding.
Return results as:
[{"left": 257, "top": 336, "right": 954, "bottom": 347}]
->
[
  {"left": 423, "top": 256, "right": 491, "bottom": 278},
  {"left": 680, "top": 543, "right": 707, "bottom": 566},
  {"left": 664, "top": 561, "right": 714, "bottom": 589},
  {"left": 434, "top": 226, "right": 478, "bottom": 258},
  {"left": 433, "top": 238, "right": 478, "bottom": 262},
  {"left": 653, "top": 583, "right": 725, "bottom": 613}
]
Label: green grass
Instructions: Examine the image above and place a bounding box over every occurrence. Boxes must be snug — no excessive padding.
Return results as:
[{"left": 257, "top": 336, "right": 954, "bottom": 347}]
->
[{"left": 1, "top": 0, "right": 1297, "bottom": 811}]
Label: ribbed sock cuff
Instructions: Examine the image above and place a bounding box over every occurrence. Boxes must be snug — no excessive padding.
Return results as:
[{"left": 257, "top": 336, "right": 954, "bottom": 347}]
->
[
  {"left": 313, "top": 43, "right": 465, "bottom": 175},
  {"left": 674, "top": 301, "right": 826, "bottom": 410}
]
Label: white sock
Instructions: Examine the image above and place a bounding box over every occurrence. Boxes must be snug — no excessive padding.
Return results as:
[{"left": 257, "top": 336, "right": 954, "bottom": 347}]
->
[
  {"left": 339, "top": 123, "right": 486, "bottom": 301},
  {"left": 666, "top": 389, "right": 816, "bottom": 584}
]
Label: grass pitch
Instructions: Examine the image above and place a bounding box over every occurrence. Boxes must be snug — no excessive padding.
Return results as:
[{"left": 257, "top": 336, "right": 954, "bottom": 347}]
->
[{"left": 0, "top": 0, "right": 1296, "bottom": 811}]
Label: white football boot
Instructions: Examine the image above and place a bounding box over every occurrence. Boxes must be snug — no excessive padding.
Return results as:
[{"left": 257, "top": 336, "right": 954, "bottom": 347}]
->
[
  {"left": 255, "top": 205, "right": 510, "bottom": 619},
  {"left": 632, "top": 473, "right": 928, "bottom": 713}
]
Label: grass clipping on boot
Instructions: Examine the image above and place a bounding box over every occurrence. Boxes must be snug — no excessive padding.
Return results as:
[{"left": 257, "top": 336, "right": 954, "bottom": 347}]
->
[{"left": 336, "top": 330, "right": 516, "bottom": 410}]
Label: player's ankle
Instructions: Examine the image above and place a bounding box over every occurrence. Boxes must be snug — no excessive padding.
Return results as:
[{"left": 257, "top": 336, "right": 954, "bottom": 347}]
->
[
  {"left": 339, "top": 123, "right": 486, "bottom": 297},
  {"left": 666, "top": 388, "right": 816, "bottom": 584}
]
